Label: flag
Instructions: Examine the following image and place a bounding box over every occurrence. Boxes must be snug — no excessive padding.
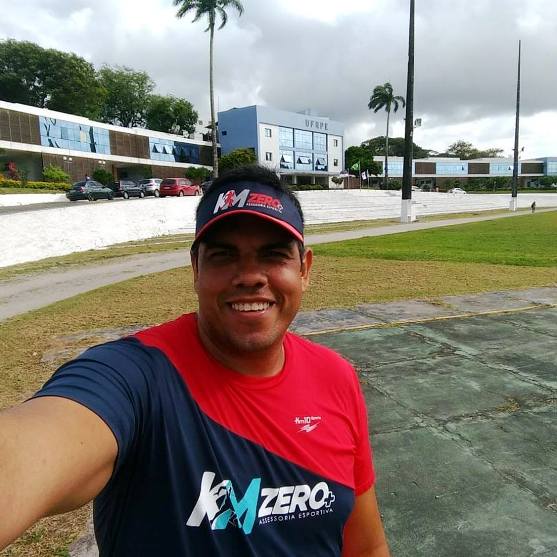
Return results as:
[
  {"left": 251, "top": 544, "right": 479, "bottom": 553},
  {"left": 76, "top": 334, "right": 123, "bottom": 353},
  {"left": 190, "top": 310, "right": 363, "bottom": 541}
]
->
[{"left": 350, "top": 161, "right": 360, "bottom": 171}]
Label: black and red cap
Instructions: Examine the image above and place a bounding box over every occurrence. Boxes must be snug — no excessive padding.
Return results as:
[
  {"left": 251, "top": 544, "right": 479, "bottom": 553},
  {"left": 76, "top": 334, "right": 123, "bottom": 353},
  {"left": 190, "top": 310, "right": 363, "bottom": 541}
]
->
[{"left": 194, "top": 181, "right": 304, "bottom": 244}]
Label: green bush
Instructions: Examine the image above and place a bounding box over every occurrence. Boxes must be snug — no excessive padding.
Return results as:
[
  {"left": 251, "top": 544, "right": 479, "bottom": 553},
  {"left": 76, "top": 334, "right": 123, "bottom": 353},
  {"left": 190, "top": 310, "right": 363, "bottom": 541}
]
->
[
  {"left": 184, "top": 166, "right": 211, "bottom": 183},
  {"left": 0, "top": 179, "right": 70, "bottom": 191},
  {"left": 92, "top": 167, "right": 113, "bottom": 185},
  {"left": 539, "top": 176, "right": 557, "bottom": 187},
  {"left": 42, "top": 164, "right": 70, "bottom": 183},
  {"left": 219, "top": 148, "right": 257, "bottom": 173},
  {"left": 386, "top": 179, "right": 402, "bottom": 190}
]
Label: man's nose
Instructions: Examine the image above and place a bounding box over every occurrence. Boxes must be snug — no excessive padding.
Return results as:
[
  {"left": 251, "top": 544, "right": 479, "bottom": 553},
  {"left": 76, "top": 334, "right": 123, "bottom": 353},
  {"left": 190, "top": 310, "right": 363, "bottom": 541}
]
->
[{"left": 231, "top": 256, "right": 267, "bottom": 287}]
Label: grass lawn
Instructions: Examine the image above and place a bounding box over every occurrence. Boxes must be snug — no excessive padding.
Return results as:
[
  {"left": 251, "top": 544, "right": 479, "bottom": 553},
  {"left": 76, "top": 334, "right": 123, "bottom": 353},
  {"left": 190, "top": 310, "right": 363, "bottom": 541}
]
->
[
  {"left": 1, "top": 211, "right": 557, "bottom": 556},
  {"left": 314, "top": 211, "right": 557, "bottom": 267}
]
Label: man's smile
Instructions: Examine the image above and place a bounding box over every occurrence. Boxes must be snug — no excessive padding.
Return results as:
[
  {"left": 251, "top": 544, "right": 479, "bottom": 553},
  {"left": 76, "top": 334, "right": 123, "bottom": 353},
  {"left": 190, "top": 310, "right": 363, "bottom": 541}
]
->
[{"left": 230, "top": 301, "right": 273, "bottom": 312}]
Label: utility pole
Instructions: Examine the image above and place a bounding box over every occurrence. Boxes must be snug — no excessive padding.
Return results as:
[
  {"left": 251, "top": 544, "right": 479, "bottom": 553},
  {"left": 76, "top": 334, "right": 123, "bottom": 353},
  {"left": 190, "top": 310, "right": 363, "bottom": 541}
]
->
[
  {"left": 401, "top": 0, "right": 415, "bottom": 223},
  {"left": 510, "top": 39, "right": 521, "bottom": 211}
]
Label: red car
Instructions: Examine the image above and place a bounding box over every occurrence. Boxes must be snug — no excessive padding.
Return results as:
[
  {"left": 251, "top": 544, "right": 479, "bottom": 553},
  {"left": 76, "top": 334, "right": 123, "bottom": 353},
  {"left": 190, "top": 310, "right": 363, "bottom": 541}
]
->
[{"left": 159, "top": 178, "right": 202, "bottom": 197}]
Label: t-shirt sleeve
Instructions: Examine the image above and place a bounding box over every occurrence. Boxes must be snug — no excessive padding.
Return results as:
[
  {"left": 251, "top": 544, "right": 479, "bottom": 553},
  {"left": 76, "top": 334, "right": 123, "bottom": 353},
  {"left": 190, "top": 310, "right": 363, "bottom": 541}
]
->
[
  {"left": 32, "top": 339, "right": 153, "bottom": 474},
  {"left": 351, "top": 369, "right": 375, "bottom": 495}
]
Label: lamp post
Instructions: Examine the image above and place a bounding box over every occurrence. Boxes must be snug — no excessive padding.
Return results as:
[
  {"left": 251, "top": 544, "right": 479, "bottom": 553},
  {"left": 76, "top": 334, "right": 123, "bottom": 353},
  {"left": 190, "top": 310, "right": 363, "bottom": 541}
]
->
[
  {"left": 510, "top": 40, "right": 521, "bottom": 211},
  {"left": 62, "top": 155, "right": 73, "bottom": 180},
  {"left": 401, "top": 0, "right": 415, "bottom": 223}
]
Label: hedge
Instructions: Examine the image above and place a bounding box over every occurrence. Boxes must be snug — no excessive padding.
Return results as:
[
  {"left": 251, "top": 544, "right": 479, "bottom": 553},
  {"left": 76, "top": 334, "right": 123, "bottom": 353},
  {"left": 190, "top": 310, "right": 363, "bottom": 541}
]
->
[{"left": 0, "top": 179, "right": 71, "bottom": 191}]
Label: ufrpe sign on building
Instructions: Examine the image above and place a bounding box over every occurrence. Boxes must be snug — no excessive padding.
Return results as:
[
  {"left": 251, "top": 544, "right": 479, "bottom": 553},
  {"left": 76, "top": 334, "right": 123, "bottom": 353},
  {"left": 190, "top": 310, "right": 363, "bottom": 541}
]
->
[{"left": 305, "top": 119, "right": 328, "bottom": 131}]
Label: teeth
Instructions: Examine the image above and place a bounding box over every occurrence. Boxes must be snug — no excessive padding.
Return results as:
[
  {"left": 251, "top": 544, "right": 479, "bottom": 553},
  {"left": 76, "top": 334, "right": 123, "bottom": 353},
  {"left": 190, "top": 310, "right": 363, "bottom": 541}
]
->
[{"left": 231, "top": 302, "right": 270, "bottom": 312}]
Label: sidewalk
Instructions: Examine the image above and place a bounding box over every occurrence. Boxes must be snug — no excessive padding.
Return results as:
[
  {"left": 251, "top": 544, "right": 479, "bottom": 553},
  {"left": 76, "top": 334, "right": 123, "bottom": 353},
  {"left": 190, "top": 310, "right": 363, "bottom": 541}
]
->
[
  {"left": 68, "top": 286, "right": 557, "bottom": 557},
  {"left": 2, "top": 208, "right": 554, "bottom": 322}
]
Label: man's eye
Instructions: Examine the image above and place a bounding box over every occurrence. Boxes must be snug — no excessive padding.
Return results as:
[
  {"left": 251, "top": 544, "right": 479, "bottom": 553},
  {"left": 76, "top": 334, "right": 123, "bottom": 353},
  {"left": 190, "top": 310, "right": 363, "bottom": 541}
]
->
[{"left": 208, "top": 250, "right": 233, "bottom": 260}]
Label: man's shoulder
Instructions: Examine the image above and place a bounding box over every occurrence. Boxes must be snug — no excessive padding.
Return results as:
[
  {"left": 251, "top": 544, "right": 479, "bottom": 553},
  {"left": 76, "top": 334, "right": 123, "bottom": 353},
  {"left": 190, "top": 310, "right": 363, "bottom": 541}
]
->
[{"left": 134, "top": 313, "right": 196, "bottom": 349}]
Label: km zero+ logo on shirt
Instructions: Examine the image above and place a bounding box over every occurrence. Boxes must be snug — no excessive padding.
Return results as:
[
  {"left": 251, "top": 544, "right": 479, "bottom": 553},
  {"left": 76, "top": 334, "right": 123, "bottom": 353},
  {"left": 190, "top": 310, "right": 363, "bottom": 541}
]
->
[{"left": 187, "top": 471, "right": 336, "bottom": 534}]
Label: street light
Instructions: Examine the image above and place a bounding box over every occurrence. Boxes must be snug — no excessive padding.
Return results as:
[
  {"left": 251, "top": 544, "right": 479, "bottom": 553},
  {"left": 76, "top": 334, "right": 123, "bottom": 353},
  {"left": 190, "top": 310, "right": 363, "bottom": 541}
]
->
[
  {"left": 510, "top": 40, "right": 521, "bottom": 211},
  {"left": 62, "top": 155, "right": 73, "bottom": 179},
  {"left": 401, "top": 0, "right": 415, "bottom": 223}
]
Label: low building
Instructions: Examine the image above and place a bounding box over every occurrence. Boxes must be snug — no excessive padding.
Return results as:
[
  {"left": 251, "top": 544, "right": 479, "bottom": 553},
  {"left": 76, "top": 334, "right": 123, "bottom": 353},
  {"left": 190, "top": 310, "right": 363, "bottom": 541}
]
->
[
  {"left": 0, "top": 100, "right": 214, "bottom": 182},
  {"left": 371, "top": 156, "right": 557, "bottom": 189},
  {"left": 218, "top": 105, "right": 344, "bottom": 187}
]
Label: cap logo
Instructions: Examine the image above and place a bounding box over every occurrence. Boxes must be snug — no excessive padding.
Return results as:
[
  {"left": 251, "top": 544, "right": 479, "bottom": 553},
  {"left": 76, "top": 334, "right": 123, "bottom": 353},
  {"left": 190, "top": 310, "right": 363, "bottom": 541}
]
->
[
  {"left": 213, "top": 189, "right": 283, "bottom": 215},
  {"left": 214, "top": 189, "right": 250, "bottom": 213}
]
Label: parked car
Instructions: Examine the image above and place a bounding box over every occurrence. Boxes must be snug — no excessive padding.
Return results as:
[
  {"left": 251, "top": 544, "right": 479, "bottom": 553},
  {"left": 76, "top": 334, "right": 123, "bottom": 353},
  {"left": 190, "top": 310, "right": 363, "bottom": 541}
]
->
[
  {"left": 110, "top": 180, "right": 145, "bottom": 199},
  {"left": 66, "top": 180, "right": 114, "bottom": 202},
  {"left": 159, "top": 178, "right": 201, "bottom": 197},
  {"left": 139, "top": 178, "right": 162, "bottom": 197},
  {"left": 448, "top": 187, "right": 467, "bottom": 194},
  {"left": 411, "top": 185, "right": 421, "bottom": 192}
]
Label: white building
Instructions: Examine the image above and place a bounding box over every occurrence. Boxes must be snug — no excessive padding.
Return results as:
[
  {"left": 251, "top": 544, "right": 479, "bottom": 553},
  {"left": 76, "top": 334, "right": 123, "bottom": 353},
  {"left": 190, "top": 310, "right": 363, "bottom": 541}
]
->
[{"left": 218, "top": 105, "right": 344, "bottom": 187}]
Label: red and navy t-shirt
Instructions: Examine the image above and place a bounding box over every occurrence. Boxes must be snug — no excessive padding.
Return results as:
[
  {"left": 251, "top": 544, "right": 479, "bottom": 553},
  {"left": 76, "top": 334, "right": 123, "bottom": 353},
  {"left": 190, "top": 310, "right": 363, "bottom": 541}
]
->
[{"left": 35, "top": 313, "right": 374, "bottom": 556}]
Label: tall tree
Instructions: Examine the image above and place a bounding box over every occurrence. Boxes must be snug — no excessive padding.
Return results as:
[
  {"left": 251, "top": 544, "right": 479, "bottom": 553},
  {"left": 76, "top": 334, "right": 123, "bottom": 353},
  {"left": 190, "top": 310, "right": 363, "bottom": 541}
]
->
[
  {"left": 345, "top": 145, "right": 382, "bottom": 177},
  {"left": 98, "top": 66, "right": 154, "bottom": 127},
  {"left": 174, "top": 0, "right": 244, "bottom": 178},
  {"left": 0, "top": 39, "right": 104, "bottom": 119},
  {"left": 146, "top": 95, "right": 198, "bottom": 135},
  {"left": 368, "top": 82, "right": 405, "bottom": 188},
  {"left": 446, "top": 140, "right": 504, "bottom": 160},
  {"left": 362, "top": 136, "right": 429, "bottom": 159}
]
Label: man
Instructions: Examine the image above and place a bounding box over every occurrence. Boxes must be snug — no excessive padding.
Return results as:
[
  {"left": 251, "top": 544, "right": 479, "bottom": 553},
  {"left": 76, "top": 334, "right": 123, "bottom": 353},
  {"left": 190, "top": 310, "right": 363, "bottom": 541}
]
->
[{"left": 0, "top": 165, "right": 389, "bottom": 556}]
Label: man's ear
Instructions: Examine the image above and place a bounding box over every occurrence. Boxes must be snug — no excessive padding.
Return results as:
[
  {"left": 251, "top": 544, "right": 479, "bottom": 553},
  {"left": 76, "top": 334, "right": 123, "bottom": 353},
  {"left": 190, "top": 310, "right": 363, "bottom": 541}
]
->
[{"left": 301, "top": 247, "right": 313, "bottom": 292}]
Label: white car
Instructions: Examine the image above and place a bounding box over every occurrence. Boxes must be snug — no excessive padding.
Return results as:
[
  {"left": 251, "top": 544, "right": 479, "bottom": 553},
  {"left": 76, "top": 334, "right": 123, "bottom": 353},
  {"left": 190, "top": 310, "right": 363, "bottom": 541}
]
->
[{"left": 448, "top": 187, "right": 467, "bottom": 194}]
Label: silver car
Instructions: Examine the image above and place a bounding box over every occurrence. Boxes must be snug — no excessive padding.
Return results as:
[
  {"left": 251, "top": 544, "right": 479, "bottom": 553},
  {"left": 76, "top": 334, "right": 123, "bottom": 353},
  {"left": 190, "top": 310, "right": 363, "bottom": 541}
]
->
[{"left": 139, "top": 178, "right": 162, "bottom": 197}]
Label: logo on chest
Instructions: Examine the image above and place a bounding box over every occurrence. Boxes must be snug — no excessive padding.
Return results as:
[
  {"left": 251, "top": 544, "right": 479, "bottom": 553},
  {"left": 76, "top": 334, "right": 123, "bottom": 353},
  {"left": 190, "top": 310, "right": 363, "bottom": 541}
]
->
[
  {"left": 186, "top": 471, "right": 335, "bottom": 535},
  {"left": 294, "top": 415, "right": 322, "bottom": 433}
]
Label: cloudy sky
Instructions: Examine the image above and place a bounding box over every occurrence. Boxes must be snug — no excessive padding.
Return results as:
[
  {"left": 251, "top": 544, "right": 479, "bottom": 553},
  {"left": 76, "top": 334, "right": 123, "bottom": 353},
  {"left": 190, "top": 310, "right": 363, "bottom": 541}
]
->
[{"left": 3, "top": 0, "right": 556, "bottom": 158}]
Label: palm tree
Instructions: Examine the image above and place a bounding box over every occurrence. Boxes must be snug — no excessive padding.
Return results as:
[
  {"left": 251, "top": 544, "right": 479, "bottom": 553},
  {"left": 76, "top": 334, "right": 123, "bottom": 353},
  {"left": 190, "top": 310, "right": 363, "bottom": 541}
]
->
[
  {"left": 368, "top": 83, "right": 405, "bottom": 189},
  {"left": 174, "top": 0, "right": 244, "bottom": 178}
]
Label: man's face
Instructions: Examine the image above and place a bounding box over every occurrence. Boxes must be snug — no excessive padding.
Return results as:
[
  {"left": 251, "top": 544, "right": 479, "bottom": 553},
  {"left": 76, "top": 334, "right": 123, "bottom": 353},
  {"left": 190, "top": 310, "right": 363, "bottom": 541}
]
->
[{"left": 192, "top": 214, "right": 312, "bottom": 364}]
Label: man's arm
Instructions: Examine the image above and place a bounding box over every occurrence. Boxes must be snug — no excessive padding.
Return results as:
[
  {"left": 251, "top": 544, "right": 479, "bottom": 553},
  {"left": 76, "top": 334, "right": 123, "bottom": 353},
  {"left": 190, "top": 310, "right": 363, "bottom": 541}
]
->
[
  {"left": 342, "top": 487, "right": 390, "bottom": 557},
  {"left": 0, "top": 396, "right": 118, "bottom": 550}
]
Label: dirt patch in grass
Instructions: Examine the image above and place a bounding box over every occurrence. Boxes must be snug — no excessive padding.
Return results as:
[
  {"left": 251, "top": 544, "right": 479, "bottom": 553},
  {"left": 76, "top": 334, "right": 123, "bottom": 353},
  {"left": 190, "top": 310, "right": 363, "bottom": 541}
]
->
[{"left": 1, "top": 257, "right": 556, "bottom": 555}]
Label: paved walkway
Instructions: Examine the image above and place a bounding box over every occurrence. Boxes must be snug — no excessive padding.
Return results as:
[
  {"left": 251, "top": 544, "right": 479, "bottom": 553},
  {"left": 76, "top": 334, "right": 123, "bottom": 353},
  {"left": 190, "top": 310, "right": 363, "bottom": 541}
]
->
[
  {"left": 68, "top": 286, "right": 557, "bottom": 557},
  {"left": 2, "top": 209, "right": 554, "bottom": 322}
]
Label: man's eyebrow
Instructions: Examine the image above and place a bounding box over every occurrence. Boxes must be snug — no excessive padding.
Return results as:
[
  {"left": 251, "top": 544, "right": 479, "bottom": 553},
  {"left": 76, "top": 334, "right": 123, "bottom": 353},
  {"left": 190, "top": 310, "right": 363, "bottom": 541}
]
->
[
  {"left": 202, "top": 240, "right": 236, "bottom": 249},
  {"left": 260, "top": 241, "right": 296, "bottom": 250}
]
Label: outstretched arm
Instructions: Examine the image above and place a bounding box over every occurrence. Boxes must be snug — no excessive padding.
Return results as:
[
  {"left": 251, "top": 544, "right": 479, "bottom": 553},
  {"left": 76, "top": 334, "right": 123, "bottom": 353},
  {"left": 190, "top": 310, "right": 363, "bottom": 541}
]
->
[
  {"left": 0, "top": 396, "right": 118, "bottom": 550},
  {"left": 342, "top": 487, "right": 390, "bottom": 557}
]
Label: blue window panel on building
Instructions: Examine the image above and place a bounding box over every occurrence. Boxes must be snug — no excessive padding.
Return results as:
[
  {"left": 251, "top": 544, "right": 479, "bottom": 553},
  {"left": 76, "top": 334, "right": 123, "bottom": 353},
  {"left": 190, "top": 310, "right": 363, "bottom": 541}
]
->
[
  {"left": 280, "top": 150, "right": 294, "bottom": 170},
  {"left": 490, "top": 163, "right": 513, "bottom": 175},
  {"left": 295, "top": 151, "right": 313, "bottom": 171},
  {"left": 437, "top": 163, "right": 467, "bottom": 175},
  {"left": 294, "top": 130, "right": 312, "bottom": 151},
  {"left": 314, "top": 154, "right": 328, "bottom": 171},
  {"left": 313, "top": 132, "right": 327, "bottom": 153},
  {"left": 387, "top": 162, "right": 403, "bottom": 176},
  {"left": 547, "top": 162, "right": 557, "bottom": 175},
  {"left": 279, "top": 127, "right": 294, "bottom": 148},
  {"left": 39, "top": 117, "right": 111, "bottom": 155},
  {"left": 149, "top": 138, "right": 200, "bottom": 163}
]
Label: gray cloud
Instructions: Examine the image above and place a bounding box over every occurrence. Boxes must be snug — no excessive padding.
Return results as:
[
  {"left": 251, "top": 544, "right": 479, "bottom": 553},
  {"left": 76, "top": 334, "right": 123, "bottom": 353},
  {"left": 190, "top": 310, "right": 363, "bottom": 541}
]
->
[{"left": 2, "top": 0, "right": 555, "bottom": 154}]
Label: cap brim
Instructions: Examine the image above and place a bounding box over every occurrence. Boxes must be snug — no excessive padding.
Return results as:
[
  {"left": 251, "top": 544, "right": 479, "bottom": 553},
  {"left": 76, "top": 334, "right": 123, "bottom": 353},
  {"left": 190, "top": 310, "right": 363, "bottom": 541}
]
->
[{"left": 194, "top": 209, "right": 304, "bottom": 245}]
